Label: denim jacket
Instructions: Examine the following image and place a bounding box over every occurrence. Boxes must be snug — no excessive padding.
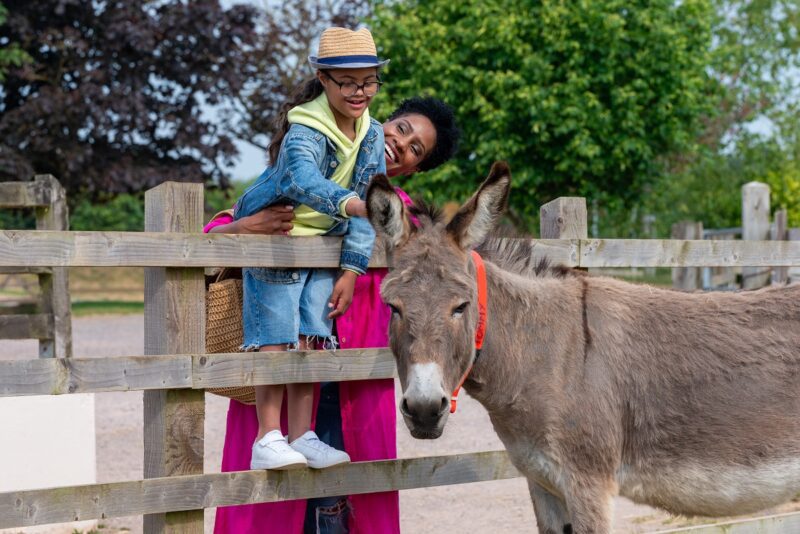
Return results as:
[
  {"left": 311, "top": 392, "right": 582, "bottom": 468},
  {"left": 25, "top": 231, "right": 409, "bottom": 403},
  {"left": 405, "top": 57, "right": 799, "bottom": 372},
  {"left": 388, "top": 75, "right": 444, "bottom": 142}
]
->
[{"left": 234, "top": 119, "right": 385, "bottom": 275}]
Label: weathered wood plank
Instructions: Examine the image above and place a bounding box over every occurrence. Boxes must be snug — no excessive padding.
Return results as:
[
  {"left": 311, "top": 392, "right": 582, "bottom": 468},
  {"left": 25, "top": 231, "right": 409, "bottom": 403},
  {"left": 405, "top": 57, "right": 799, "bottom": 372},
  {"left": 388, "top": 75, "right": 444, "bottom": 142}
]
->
[
  {"left": 194, "top": 348, "right": 396, "bottom": 388},
  {"left": 579, "top": 239, "right": 800, "bottom": 267},
  {"left": 34, "top": 175, "right": 72, "bottom": 358},
  {"left": 6, "top": 233, "right": 800, "bottom": 269},
  {"left": 671, "top": 221, "right": 703, "bottom": 290},
  {"left": 540, "top": 197, "right": 588, "bottom": 240},
  {"left": 771, "top": 209, "right": 788, "bottom": 284},
  {"left": 654, "top": 511, "right": 800, "bottom": 533},
  {"left": 0, "top": 232, "right": 578, "bottom": 268},
  {"left": 742, "top": 181, "right": 771, "bottom": 289},
  {"left": 0, "top": 266, "right": 52, "bottom": 274},
  {"left": 0, "top": 181, "right": 51, "bottom": 207},
  {"left": 0, "top": 355, "right": 192, "bottom": 396},
  {"left": 143, "top": 182, "right": 206, "bottom": 533},
  {"left": 0, "top": 314, "right": 52, "bottom": 339},
  {"left": 0, "top": 451, "right": 520, "bottom": 529},
  {"left": 0, "top": 349, "right": 395, "bottom": 397}
]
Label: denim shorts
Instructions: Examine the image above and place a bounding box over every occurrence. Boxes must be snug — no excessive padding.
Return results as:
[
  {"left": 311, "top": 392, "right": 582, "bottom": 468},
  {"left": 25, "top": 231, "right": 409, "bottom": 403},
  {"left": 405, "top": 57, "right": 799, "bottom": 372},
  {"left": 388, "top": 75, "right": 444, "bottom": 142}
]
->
[{"left": 242, "top": 267, "right": 336, "bottom": 348}]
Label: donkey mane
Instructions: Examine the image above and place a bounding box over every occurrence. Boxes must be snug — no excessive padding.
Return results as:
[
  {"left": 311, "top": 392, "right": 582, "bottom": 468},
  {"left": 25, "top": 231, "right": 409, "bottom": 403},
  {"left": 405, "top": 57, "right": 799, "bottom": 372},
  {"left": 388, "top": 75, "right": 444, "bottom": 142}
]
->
[
  {"left": 477, "top": 235, "right": 582, "bottom": 280},
  {"left": 408, "top": 198, "right": 445, "bottom": 227},
  {"left": 408, "top": 198, "right": 579, "bottom": 280}
]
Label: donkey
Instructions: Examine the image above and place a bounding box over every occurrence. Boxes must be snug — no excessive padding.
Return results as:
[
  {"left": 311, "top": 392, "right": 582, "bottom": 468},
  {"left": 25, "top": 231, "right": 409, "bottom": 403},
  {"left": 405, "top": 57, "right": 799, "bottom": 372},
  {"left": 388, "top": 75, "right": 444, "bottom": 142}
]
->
[{"left": 366, "top": 161, "right": 800, "bottom": 534}]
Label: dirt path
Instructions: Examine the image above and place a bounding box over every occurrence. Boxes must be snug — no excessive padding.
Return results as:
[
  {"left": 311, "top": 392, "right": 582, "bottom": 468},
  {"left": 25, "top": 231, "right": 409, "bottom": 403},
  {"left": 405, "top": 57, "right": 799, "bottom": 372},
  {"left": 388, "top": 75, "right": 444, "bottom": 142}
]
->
[{"left": 2, "top": 315, "right": 797, "bottom": 533}]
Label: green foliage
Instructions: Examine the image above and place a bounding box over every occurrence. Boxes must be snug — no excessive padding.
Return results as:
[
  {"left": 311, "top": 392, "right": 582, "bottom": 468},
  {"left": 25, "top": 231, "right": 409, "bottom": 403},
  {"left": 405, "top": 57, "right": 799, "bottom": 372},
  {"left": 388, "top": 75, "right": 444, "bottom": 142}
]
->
[
  {"left": 0, "top": 3, "right": 29, "bottom": 81},
  {"left": 70, "top": 194, "right": 144, "bottom": 231},
  {"left": 371, "top": 0, "right": 714, "bottom": 231},
  {"left": 647, "top": 133, "right": 800, "bottom": 235},
  {"left": 0, "top": 208, "right": 34, "bottom": 230},
  {"left": 646, "top": 0, "right": 800, "bottom": 235}
]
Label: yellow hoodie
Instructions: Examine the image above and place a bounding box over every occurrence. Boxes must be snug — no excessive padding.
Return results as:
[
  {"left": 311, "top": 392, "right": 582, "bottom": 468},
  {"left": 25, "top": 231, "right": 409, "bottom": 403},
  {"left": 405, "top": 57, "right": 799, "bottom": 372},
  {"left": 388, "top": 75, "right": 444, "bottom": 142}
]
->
[{"left": 285, "top": 94, "right": 371, "bottom": 236}]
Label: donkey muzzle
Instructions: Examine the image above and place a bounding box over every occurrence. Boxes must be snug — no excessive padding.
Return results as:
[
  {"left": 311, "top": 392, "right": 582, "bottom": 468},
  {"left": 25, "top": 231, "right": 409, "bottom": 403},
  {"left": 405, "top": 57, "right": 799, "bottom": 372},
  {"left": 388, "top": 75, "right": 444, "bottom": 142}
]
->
[{"left": 401, "top": 363, "right": 449, "bottom": 439}]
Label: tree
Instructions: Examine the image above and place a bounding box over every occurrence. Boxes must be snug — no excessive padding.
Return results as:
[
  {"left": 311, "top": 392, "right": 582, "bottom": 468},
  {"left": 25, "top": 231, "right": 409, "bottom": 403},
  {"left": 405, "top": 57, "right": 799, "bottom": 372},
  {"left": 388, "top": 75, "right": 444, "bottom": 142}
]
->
[
  {"left": 371, "top": 0, "right": 715, "bottom": 230},
  {"left": 647, "top": 0, "right": 800, "bottom": 235},
  {"left": 0, "top": 3, "right": 29, "bottom": 81},
  {"left": 0, "top": 0, "right": 257, "bottom": 196},
  {"left": 227, "top": 0, "right": 370, "bottom": 157}
]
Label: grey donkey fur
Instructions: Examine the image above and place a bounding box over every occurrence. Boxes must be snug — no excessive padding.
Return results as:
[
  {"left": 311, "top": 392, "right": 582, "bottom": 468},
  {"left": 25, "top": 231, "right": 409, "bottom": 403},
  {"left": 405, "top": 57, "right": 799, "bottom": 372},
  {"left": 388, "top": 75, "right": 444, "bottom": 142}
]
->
[{"left": 366, "top": 161, "right": 800, "bottom": 534}]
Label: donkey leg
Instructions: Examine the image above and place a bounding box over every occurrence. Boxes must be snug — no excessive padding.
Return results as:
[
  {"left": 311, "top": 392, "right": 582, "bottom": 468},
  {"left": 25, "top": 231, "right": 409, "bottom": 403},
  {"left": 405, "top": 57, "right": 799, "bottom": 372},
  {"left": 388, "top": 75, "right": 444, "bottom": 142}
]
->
[
  {"left": 563, "top": 476, "right": 615, "bottom": 534},
  {"left": 528, "top": 479, "right": 571, "bottom": 534}
]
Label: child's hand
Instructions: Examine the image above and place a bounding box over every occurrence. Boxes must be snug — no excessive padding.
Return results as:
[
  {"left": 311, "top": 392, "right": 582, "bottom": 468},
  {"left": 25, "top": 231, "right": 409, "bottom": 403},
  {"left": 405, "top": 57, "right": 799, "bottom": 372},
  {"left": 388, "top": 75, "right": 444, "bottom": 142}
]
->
[
  {"left": 344, "top": 197, "right": 368, "bottom": 218},
  {"left": 328, "top": 270, "right": 358, "bottom": 318}
]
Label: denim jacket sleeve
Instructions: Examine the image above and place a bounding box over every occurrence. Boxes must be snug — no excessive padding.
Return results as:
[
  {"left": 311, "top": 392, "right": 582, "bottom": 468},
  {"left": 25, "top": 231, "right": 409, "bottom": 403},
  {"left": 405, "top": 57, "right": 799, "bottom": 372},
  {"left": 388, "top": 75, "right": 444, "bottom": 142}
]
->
[
  {"left": 338, "top": 121, "right": 385, "bottom": 274},
  {"left": 279, "top": 125, "right": 357, "bottom": 220}
]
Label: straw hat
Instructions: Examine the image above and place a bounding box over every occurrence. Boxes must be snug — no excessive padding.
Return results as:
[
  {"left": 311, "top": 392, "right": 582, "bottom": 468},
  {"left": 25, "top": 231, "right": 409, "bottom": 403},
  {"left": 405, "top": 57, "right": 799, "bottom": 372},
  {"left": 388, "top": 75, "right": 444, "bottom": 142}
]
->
[{"left": 308, "top": 27, "right": 390, "bottom": 70}]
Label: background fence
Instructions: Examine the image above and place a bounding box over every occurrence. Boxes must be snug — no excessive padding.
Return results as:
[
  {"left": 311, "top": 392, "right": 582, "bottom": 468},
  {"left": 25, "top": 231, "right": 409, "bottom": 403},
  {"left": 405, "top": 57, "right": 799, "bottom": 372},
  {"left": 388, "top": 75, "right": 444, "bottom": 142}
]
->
[{"left": 0, "top": 183, "right": 799, "bottom": 533}]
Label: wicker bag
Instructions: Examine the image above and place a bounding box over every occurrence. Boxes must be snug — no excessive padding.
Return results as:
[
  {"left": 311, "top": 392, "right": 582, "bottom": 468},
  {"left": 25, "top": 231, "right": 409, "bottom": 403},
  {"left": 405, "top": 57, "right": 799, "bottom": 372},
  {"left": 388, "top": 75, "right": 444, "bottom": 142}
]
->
[{"left": 205, "top": 268, "right": 256, "bottom": 404}]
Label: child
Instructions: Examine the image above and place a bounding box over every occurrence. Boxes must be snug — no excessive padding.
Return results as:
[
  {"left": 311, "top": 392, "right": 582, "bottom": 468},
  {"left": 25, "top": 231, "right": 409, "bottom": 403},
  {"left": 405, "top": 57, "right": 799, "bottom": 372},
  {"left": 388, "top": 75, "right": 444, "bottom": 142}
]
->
[{"left": 233, "top": 27, "right": 388, "bottom": 470}]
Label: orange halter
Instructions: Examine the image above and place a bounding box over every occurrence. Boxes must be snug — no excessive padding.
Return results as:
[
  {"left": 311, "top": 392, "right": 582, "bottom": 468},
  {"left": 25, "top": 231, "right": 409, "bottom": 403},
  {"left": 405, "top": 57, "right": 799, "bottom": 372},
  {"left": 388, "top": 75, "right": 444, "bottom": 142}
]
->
[{"left": 450, "top": 250, "right": 488, "bottom": 413}]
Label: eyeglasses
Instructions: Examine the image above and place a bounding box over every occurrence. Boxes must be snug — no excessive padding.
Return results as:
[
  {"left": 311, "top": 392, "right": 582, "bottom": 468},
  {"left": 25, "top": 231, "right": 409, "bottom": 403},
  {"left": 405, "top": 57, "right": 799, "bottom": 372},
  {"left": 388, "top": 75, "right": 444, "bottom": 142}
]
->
[{"left": 323, "top": 71, "right": 383, "bottom": 97}]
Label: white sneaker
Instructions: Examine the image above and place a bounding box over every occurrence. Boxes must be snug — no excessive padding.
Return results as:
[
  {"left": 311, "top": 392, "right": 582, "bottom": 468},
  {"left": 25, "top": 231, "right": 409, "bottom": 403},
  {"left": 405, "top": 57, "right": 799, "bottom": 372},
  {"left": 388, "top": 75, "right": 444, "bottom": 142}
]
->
[
  {"left": 251, "top": 430, "right": 308, "bottom": 470},
  {"left": 290, "top": 430, "right": 351, "bottom": 469}
]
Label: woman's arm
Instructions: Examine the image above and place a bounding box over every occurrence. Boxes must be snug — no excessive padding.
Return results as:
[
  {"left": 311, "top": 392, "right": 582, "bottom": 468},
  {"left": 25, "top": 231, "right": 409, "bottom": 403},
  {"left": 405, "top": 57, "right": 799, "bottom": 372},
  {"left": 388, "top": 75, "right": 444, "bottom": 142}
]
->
[{"left": 205, "top": 205, "right": 294, "bottom": 235}]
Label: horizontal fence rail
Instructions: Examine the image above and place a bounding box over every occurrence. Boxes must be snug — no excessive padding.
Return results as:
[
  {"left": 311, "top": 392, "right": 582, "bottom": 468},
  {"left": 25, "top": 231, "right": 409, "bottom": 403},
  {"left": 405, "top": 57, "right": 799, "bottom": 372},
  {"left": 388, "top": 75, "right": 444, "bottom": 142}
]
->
[
  {"left": 3, "top": 231, "right": 800, "bottom": 268},
  {"left": 580, "top": 238, "right": 800, "bottom": 267},
  {"left": 0, "top": 314, "right": 53, "bottom": 340},
  {"left": 0, "top": 181, "right": 53, "bottom": 208},
  {"left": 0, "top": 349, "right": 396, "bottom": 397},
  {"left": 0, "top": 451, "right": 519, "bottom": 529},
  {"left": 654, "top": 512, "right": 800, "bottom": 533}
]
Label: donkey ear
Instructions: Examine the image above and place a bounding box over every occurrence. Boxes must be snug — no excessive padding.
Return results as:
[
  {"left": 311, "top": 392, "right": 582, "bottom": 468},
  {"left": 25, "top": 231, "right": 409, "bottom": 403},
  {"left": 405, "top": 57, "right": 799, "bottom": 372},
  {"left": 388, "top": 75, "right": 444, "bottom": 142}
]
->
[
  {"left": 367, "top": 174, "right": 411, "bottom": 248},
  {"left": 446, "top": 161, "right": 511, "bottom": 249}
]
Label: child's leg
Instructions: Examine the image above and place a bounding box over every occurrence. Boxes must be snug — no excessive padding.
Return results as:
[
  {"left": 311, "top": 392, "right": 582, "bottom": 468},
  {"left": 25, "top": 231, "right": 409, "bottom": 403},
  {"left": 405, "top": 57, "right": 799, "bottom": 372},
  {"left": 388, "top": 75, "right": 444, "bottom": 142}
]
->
[
  {"left": 286, "top": 337, "right": 315, "bottom": 443},
  {"left": 254, "top": 344, "right": 287, "bottom": 442}
]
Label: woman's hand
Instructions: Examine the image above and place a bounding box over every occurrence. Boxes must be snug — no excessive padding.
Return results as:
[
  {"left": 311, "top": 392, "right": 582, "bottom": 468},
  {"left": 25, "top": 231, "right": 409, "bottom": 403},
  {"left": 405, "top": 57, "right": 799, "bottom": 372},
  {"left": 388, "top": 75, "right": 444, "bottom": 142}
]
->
[
  {"left": 328, "top": 270, "right": 358, "bottom": 318},
  {"left": 208, "top": 205, "right": 294, "bottom": 235}
]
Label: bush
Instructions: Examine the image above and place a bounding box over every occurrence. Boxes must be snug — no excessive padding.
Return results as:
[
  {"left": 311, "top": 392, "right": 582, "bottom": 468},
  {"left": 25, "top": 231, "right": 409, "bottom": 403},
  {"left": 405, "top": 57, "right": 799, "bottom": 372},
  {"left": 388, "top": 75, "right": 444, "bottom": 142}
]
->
[{"left": 70, "top": 194, "right": 144, "bottom": 231}]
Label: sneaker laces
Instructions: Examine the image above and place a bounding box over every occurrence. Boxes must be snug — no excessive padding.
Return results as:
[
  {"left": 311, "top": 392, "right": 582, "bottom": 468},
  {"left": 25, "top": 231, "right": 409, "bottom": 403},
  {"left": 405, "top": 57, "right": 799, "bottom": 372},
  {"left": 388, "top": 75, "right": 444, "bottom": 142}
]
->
[{"left": 299, "top": 434, "right": 336, "bottom": 452}]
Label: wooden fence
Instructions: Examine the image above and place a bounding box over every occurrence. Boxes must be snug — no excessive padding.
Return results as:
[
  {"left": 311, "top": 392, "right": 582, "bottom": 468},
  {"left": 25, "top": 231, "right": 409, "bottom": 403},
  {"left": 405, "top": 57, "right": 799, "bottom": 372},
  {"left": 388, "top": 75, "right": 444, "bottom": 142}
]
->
[
  {"left": 671, "top": 181, "right": 800, "bottom": 291},
  {"left": 0, "top": 186, "right": 799, "bottom": 533},
  {"left": 0, "top": 175, "right": 72, "bottom": 358}
]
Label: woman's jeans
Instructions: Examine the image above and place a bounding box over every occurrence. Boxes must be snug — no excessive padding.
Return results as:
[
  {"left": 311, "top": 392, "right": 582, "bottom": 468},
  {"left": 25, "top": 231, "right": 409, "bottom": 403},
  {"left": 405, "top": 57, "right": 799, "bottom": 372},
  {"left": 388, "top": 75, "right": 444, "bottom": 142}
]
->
[{"left": 305, "top": 382, "right": 349, "bottom": 534}]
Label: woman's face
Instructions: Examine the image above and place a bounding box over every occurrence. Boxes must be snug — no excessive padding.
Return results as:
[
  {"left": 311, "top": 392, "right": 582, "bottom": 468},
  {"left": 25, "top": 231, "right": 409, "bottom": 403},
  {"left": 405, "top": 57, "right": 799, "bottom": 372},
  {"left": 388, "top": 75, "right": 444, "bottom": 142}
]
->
[
  {"left": 318, "top": 67, "right": 380, "bottom": 124},
  {"left": 382, "top": 113, "right": 437, "bottom": 177}
]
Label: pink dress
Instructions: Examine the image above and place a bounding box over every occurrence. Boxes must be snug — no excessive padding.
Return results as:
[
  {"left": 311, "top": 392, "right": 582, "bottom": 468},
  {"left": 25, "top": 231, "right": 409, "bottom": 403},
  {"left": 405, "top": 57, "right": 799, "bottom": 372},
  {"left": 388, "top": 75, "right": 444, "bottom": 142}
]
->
[{"left": 205, "top": 190, "right": 413, "bottom": 534}]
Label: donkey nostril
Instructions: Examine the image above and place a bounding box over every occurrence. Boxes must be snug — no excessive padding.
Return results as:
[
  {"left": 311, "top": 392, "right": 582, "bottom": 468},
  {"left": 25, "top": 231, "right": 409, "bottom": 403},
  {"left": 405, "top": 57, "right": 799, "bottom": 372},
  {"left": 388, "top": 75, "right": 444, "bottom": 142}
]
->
[
  {"left": 401, "top": 398, "right": 410, "bottom": 414},
  {"left": 440, "top": 397, "right": 448, "bottom": 413}
]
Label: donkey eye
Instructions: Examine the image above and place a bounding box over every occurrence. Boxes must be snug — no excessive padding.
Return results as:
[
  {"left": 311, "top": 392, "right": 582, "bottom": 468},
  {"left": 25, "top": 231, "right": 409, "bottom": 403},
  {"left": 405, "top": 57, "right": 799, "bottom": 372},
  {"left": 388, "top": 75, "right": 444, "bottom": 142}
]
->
[
  {"left": 388, "top": 304, "right": 402, "bottom": 317},
  {"left": 452, "top": 302, "right": 469, "bottom": 318}
]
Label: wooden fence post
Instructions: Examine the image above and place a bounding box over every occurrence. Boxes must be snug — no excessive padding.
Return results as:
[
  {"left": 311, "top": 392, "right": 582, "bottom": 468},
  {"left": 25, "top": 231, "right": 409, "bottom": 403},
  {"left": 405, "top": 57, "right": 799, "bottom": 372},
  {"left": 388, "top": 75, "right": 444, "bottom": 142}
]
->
[
  {"left": 789, "top": 227, "right": 800, "bottom": 284},
  {"left": 540, "top": 197, "right": 588, "bottom": 240},
  {"left": 33, "top": 174, "right": 72, "bottom": 358},
  {"left": 742, "top": 182, "right": 771, "bottom": 289},
  {"left": 671, "top": 221, "right": 703, "bottom": 291},
  {"left": 143, "top": 182, "right": 205, "bottom": 534},
  {"left": 771, "top": 209, "right": 788, "bottom": 285}
]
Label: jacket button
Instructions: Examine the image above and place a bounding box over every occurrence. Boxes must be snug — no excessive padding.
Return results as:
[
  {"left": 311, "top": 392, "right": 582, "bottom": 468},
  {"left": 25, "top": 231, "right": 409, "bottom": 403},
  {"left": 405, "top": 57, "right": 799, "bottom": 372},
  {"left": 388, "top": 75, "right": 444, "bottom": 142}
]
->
[
  {"left": 291, "top": 272, "right": 299, "bottom": 280},
  {"left": 330, "top": 161, "right": 338, "bottom": 168}
]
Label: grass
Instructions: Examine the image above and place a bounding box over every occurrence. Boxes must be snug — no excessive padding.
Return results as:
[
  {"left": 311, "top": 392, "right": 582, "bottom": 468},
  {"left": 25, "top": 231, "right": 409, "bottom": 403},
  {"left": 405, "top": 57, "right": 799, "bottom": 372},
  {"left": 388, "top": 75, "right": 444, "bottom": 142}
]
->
[{"left": 72, "top": 300, "right": 143, "bottom": 316}]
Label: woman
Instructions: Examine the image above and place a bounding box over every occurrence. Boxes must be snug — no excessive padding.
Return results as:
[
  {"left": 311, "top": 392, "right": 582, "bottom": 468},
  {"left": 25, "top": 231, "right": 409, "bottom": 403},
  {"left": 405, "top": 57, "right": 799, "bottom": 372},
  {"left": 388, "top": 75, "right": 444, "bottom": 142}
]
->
[{"left": 208, "top": 96, "right": 460, "bottom": 534}]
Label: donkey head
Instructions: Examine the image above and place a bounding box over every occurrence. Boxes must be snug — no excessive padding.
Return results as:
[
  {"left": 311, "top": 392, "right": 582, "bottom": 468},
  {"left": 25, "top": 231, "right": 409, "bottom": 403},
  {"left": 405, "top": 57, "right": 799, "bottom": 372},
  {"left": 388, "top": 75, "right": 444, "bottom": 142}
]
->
[{"left": 367, "top": 162, "right": 511, "bottom": 438}]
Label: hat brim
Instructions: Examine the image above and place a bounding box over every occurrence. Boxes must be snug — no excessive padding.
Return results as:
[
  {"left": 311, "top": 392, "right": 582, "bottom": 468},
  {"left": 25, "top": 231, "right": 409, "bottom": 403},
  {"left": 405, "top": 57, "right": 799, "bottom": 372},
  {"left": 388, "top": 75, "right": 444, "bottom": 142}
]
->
[{"left": 309, "top": 56, "right": 390, "bottom": 70}]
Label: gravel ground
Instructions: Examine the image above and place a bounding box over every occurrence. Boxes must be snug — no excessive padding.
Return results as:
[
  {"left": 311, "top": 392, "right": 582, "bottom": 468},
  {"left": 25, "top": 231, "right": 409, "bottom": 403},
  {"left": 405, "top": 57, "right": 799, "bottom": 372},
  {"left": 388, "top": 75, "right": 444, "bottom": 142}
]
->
[{"left": 2, "top": 314, "right": 798, "bottom": 533}]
